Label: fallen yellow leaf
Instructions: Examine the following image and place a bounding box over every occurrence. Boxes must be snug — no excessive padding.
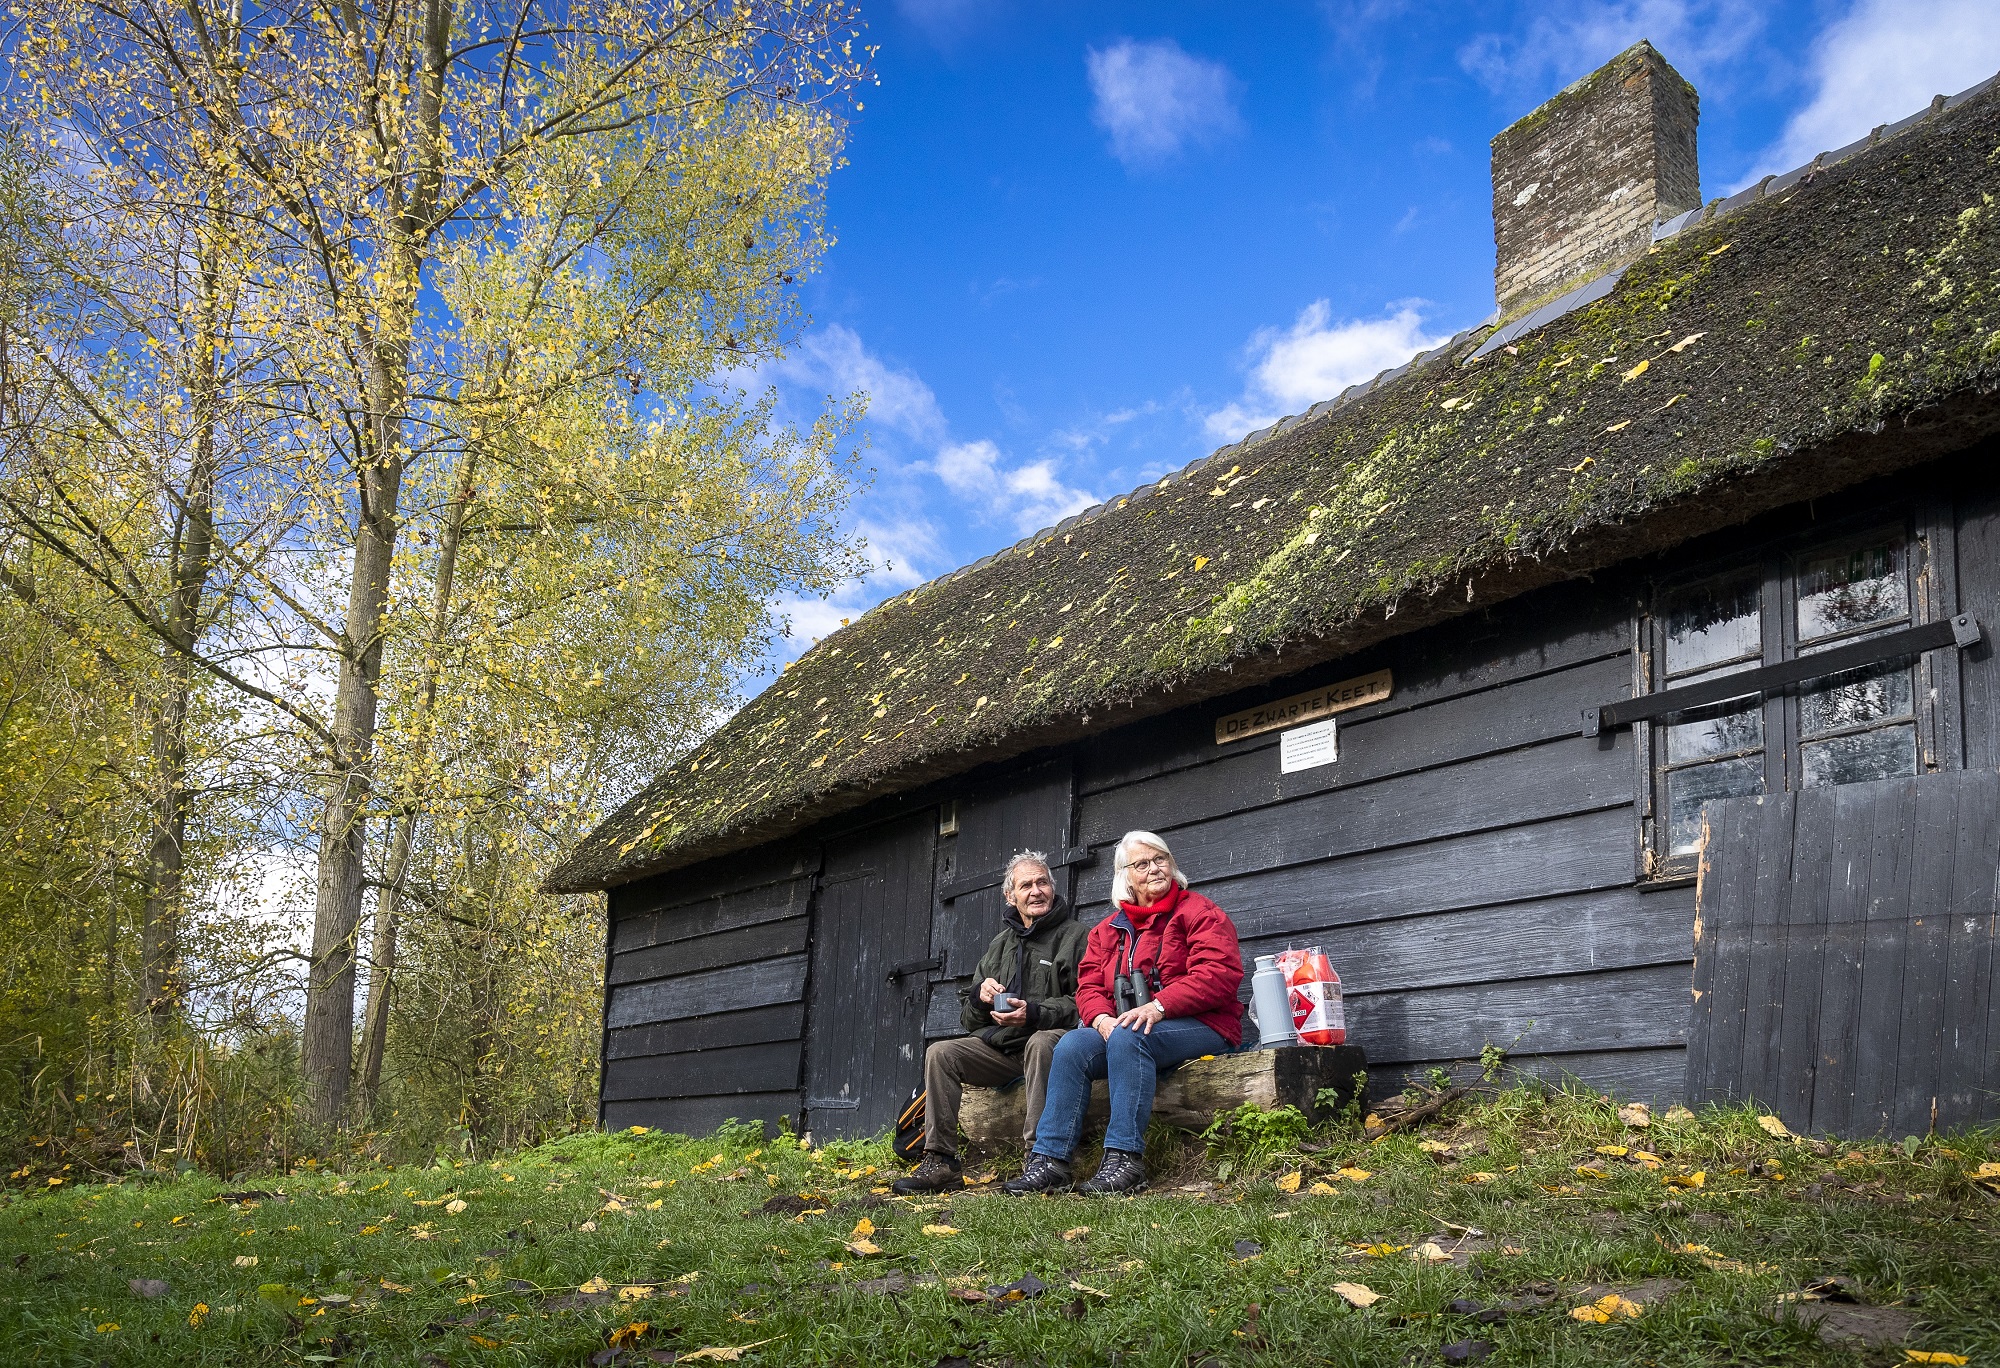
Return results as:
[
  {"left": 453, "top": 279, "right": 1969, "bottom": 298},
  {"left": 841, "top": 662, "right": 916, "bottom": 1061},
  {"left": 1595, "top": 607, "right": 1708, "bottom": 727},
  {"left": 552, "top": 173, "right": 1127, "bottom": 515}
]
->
[
  {"left": 842, "top": 1238, "right": 883, "bottom": 1257},
  {"left": 922, "top": 1224, "right": 959, "bottom": 1237},
  {"left": 1337, "top": 1167, "right": 1371, "bottom": 1182},
  {"left": 1418, "top": 1140, "right": 1452, "bottom": 1154},
  {"left": 1309, "top": 1181, "right": 1340, "bottom": 1195},
  {"left": 579, "top": 1277, "right": 611, "bottom": 1294},
  {"left": 1664, "top": 1170, "right": 1706, "bottom": 1189},
  {"left": 1332, "top": 1281, "right": 1381, "bottom": 1308},
  {"left": 233, "top": 1256, "right": 258, "bottom": 1268},
  {"left": 677, "top": 1340, "right": 776, "bottom": 1362},
  {"left": 188, "top": 1303, "right": 209, "bottom": 1329},
  {"left": 1668, "top": 331, "right": 1706, "bottom": 352},
  {"left": 1068, "top": 1280, "right": 1110, "bottom": 1297},
  {"left": 1411, "top": 1242, "right": 1452, "bottom": 1263},
  {"left": 849, "top": 1217, "right": 874, "bottom": 1238},
  {"left": 609, "top": 1322, "right": 651, "bottom": 1349},
  {"left": 1596, "top": 1145, "right": 1629, "bottom": 1157},
  {"left": 1275, "top": 1171, "right": 1301, "bottom": 1193},
  {"left": 1757, "top": 1116, "right": 1792, "bottom": 1139},
  {"left": 618, "top": 1285, "right": 654, "bottom": 1301},
  {"left": 1570, "top": 1293, "right": 1644, "bottom": 1323},
  {"left": 1061, "top": 1226, "right": 1090, "bottom": 1241},
  {"left": 1359, "top": 1243, "right": 1410, "bottom": 1258},
  {"left": 468, "top": 1333, "right": 502, "bottom": 1349},
  {"left": 1463, "top": 1172, "right": 1498, "bottom": 1184},
  {"left": 1904, "top": 1353, "right": 1969, "bottom": 1365},
  {"left": 445, "top": 1199, "right": 468, "bottom": 1215},
  {"left": 1622, "top": 358, "right": 1651, "bottom": 383}
]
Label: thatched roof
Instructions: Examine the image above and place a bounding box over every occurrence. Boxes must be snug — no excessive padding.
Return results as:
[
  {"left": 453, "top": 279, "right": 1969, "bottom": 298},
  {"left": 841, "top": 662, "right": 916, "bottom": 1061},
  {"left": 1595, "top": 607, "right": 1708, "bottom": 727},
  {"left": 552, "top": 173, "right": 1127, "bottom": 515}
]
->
[{"left": 548, "top": 73, "right": 2000, "bottom": 894}]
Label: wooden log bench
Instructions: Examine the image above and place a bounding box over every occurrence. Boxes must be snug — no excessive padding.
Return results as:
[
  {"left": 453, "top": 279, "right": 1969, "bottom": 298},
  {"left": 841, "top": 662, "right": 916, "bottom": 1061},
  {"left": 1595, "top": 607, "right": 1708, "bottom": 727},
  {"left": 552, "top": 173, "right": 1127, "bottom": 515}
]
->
[{"left": 957, "top": 1043, "right": 1367, "bottom": 1149}]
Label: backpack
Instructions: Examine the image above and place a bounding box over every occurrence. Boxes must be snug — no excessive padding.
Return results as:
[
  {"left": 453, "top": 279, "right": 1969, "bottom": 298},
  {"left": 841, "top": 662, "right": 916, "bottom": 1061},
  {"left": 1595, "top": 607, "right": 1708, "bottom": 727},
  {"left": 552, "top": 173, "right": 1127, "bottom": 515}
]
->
[{"left": 892, "top": 1087, "right": 926, "bottom": 1166}]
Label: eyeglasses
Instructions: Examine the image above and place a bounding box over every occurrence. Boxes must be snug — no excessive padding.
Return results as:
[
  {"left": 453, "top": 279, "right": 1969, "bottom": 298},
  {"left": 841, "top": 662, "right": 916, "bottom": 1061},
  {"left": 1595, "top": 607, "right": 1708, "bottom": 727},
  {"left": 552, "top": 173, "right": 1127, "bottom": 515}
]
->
[{"left": 1126, "top": 854, "right": 1172, "bottom": 872}]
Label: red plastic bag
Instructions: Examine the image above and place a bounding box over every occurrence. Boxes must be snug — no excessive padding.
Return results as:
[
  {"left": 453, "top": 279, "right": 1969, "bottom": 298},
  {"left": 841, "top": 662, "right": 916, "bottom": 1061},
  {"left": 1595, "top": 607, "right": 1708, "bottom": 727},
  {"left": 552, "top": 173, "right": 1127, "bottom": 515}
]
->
[{"left": 1277, "top": 947, "right": 1345, "bottom": 1046}]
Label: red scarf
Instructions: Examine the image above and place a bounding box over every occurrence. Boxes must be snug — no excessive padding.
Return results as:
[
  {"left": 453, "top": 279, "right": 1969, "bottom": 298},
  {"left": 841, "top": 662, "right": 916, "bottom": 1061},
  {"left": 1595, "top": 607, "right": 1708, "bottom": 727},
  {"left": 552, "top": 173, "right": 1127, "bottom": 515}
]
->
[{"left": 1117, "top": 882, "right": 1183, "bottom": 923}]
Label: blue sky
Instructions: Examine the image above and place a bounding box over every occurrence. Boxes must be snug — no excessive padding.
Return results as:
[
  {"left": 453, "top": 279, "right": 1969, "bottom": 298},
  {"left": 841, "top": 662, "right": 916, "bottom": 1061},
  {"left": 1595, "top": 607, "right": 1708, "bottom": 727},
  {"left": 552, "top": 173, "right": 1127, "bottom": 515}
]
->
[{"left": 764, "top": 0, "right": 2000, "bottom": 654}]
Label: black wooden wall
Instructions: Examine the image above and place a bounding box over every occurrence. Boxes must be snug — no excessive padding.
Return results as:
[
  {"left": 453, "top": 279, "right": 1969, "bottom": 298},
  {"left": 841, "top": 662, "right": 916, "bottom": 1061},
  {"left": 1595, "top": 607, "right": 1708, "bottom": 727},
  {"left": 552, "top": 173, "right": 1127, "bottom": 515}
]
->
[{"left": 595, "top": 450, "right": 2000, "bottom": 1134}]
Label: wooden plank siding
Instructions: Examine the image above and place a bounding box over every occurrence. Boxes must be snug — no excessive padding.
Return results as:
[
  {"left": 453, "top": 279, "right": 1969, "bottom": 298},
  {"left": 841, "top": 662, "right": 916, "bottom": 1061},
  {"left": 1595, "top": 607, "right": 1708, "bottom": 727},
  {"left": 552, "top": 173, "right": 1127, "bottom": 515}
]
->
[
  {"left": 1688, "top": 772, "right": 2000, "bottom": 1135},
  {"left": 597, "top": 851, "right": 820, "bottom": 1135}
]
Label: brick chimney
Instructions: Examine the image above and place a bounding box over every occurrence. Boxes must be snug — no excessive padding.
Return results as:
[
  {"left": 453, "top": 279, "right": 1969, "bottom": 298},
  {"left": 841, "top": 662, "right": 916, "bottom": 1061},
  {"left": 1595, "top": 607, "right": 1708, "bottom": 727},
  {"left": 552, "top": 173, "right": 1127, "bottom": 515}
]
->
[{"left": 1490, "top": 41, "right": 1700, "bottom": 320}]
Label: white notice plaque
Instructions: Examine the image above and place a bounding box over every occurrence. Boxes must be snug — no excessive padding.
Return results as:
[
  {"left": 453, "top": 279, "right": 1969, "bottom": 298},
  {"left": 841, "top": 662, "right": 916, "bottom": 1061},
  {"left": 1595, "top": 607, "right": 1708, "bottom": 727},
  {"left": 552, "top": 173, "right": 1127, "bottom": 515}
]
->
[{"left": 1279, "top": 718, "right": 1338, "bottom": 773}]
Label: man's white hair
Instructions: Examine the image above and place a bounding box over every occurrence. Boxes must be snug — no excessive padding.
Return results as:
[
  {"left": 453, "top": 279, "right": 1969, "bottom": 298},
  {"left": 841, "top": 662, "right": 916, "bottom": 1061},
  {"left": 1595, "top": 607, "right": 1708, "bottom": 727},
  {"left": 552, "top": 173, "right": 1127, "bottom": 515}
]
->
[
  {"left": 1111, "top": 830, "right": 1188, "bottom": 905},
  {"left": 1001, "top": 849, "right": 1053, "bottom": 897}
]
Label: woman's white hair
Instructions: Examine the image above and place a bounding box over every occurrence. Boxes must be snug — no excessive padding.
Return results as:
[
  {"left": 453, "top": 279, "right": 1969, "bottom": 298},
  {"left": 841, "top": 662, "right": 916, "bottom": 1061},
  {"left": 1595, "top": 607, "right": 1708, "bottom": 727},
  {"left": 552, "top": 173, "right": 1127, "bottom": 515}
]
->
[{"left": 1110, "top": 830, "right": 1188, "bottom": 906}]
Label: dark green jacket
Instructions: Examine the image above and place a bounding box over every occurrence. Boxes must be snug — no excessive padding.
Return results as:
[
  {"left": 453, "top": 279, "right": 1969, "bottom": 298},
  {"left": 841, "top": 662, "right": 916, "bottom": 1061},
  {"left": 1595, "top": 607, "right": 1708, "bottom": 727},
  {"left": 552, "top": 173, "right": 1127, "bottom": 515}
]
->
[{"left": 957, "top": 897, "right": 1090, "bottom": 1055}]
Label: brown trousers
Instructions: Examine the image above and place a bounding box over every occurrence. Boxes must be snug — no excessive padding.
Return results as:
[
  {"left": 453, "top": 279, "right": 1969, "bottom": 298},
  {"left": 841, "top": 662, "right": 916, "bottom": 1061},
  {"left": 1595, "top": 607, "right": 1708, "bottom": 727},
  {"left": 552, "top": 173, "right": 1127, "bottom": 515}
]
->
[{"left": 922, "top": 1029, "right": 1064, "bottom": 1155}]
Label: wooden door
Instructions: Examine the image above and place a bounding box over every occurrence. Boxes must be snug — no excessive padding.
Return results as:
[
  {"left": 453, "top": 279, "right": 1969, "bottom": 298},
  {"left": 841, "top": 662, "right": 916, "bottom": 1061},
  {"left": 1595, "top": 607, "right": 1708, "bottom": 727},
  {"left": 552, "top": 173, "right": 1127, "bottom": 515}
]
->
[
  {"left": 1688, "top": 771, "right": 2000, "bottom": 1135},
  {"left": 802, "top": 809, "right": 938, "bottom": 1138},
  {"left": 925, "top": 758, "right": 1080, "bottom": 1040}
]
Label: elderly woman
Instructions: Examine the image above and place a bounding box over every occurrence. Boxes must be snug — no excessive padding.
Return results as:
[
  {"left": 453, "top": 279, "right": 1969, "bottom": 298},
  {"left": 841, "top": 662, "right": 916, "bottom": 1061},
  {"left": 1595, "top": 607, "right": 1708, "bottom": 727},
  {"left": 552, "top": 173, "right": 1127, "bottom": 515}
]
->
[{"left": 1003, "top": 830, "right": 1243, "bottom": 1196}]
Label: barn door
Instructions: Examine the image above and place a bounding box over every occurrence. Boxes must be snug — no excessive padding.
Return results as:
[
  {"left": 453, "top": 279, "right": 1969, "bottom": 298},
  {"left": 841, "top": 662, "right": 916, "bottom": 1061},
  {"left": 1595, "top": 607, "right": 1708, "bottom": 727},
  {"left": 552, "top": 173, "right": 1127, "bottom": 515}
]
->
[
  {"left": 1687, "top": 771, "right": 2000, "bottom": 1136},
  {"left": 802, "top": 809, "right": 937, "bottom": 1138},
  {"left": 925, "top": 758, "right": 1081, "bottom": 1041}
]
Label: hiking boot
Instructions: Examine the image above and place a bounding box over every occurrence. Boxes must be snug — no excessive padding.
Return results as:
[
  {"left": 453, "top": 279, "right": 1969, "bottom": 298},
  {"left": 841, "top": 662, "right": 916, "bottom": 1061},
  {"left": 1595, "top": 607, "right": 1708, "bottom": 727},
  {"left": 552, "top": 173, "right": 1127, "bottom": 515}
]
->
[
  {"left": 1001, "top": 1154, "right": 1073, "bottom": 1196},
  {"left": 1077, "top": 1149, "right": 1148, "bottom": 1196},
  {"left": 891, "top": 1151, "right": 962, "bottom": 1195}
]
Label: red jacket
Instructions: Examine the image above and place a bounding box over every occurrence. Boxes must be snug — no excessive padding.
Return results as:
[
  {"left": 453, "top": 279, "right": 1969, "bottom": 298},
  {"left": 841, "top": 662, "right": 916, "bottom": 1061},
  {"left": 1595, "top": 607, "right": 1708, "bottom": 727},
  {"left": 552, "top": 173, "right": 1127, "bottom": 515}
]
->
[{"left": 1075, "top": 885, "right": 1245, "bottom": 1047}]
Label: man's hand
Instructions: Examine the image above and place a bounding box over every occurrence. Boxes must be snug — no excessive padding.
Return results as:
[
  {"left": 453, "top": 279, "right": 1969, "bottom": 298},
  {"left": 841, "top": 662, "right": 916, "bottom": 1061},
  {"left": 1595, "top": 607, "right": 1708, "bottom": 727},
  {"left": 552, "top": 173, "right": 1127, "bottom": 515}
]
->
[
  {"left": 990, "top": 1002, "right": 1029, "bottom": 1027},
  {"left": 978, "top": 977, "right": 1007, "bottom": 1005},
  {"left": 1113, "top": 1002, "right": 1166, "bottom": 1034}
]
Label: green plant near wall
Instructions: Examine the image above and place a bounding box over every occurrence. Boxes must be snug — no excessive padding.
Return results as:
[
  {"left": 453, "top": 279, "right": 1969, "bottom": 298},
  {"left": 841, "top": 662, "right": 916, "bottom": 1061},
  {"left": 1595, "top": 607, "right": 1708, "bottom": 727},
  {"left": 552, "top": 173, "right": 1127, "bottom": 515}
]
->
[{"left": 1201, "top": 1102, "right": 1312, "bottom": 1181}]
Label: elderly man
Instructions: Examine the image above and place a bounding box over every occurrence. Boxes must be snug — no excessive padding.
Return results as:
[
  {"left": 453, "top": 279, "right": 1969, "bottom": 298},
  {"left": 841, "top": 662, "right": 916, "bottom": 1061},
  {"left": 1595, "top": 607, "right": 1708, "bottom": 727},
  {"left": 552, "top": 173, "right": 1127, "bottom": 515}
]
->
[{"left": 892, "top": 850, "right": 1090, "bottom": 1195}]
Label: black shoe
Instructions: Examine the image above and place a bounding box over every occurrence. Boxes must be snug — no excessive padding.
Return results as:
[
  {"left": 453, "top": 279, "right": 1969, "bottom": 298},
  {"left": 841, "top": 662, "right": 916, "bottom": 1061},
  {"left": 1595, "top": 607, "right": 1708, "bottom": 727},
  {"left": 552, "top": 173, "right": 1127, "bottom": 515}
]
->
[
  {"left": 891, "top": 1151, "right": 962, "bottom": 1195},
  {"left": 1001, "top": 1154, "right": 1073, "bottom": 1196},
  {"left": 1078, "top": 1149, "right": 1148, "bottom": 1196}
]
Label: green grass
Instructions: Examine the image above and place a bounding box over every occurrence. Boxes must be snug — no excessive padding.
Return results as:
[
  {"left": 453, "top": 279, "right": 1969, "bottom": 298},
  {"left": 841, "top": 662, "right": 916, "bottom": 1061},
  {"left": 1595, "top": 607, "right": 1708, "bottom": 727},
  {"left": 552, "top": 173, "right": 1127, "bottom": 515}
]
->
[{"left": 1, "top": 1089, "right": 1996, "bottom": 1366}]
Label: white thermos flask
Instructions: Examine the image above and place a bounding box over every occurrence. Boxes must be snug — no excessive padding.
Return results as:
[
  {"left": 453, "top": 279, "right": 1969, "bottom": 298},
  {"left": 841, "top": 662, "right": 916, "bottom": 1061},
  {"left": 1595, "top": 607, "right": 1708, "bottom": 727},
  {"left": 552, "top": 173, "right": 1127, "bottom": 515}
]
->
[{"left": 1250, "top": 954, "right": 1297, "bottom": 1047}]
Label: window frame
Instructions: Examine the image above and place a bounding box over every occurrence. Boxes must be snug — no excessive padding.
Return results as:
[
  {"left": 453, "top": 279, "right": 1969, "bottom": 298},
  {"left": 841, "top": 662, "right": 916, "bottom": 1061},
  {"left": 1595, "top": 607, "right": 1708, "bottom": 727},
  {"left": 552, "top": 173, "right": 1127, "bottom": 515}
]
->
[{"left": 1640, "top": 506, "right": 1949, "bottom": 880}]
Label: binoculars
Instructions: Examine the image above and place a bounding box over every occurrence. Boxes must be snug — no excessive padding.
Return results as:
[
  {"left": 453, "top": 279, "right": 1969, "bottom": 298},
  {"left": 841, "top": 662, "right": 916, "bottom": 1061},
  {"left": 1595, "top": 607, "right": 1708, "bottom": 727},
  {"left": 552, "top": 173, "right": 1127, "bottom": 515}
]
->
[{"left": 1114, "top": 968, "right": 1161, "bottom": 1013}]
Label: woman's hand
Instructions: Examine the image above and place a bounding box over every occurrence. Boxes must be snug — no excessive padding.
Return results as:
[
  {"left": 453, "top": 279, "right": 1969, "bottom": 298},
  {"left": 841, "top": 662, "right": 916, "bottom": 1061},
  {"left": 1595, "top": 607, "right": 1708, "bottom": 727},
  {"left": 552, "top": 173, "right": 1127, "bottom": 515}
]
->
[
  {"left": 1112, "top": 1002, "right": 1166, "bottom": 1034},
  {"left": 1092, "top": 1014, "right": 1117, "bottom": 1041}
]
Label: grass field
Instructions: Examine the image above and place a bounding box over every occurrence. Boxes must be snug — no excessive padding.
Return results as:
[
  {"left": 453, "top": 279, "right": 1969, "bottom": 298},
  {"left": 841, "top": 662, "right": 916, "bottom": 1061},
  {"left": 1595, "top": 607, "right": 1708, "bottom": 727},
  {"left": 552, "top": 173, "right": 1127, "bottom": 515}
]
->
[{"left": 1, "top": 1088, "right": 1996, "bottom": 1366}]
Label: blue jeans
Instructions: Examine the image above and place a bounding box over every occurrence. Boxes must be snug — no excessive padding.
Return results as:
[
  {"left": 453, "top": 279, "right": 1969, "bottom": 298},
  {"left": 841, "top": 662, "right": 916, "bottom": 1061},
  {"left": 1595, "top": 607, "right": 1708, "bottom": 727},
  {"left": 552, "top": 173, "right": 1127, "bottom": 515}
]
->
[{"left": 1031, "top": 1018, "right": 1228, "bottom": 1160}]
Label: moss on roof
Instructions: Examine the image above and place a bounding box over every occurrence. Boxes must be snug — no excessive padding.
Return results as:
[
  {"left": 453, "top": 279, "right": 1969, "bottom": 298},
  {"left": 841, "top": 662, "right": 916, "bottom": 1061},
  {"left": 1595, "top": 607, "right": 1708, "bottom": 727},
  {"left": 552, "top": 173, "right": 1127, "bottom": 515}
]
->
[{"left": 547, "top": 83, "right": 2000, "bottom": 894}]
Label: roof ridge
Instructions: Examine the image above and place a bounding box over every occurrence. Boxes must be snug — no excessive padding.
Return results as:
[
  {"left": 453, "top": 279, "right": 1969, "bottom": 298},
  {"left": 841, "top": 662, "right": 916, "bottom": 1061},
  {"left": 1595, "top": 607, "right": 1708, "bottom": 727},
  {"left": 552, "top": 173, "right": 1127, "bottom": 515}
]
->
[{"left": 807, "top": 66, "right": 2000, "bottom": 653}]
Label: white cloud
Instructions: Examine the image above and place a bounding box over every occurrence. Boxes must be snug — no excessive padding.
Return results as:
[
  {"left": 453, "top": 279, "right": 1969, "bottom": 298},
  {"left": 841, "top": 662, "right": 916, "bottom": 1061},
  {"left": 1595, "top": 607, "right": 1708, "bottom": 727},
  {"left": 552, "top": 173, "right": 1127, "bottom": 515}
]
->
[
  {"left": 1206, "top": 301, "right": 1445, "bottom": 440},
  {"left": 1752, "top": 0, "right": 2000, "bottom": 180},
  {"left": 934, "top": 439, "right": 1100, "bottom": 534},
  {"left": 776, "top": 324, "right": 946, "bottom": 442},
  {"left": 1086, "top": 38, "right": 1242, "bottom": 169},
  {"left": 1457, "top": 0, "right": 1765, "bottom": 97}
]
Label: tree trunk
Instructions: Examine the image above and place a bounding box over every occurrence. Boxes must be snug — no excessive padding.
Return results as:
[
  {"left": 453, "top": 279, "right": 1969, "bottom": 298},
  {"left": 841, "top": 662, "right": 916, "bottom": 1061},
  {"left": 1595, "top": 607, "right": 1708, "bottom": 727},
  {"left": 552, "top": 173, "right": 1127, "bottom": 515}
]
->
[{"left": 356, "top": 455, "right": 475, "bottom": 1114}]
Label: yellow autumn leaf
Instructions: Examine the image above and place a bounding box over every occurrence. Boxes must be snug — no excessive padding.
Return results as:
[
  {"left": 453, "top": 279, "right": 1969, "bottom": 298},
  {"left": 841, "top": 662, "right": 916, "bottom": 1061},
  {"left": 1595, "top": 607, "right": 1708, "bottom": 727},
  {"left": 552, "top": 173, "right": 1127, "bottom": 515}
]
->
[
  {"left": 94, "top": 1322, "right": 119, "bottom": 1334},
  {"left": 233, "top": 1256, "right": 258, "bottom": 1268},
  {"left": 1068, "top": 1280, "right": 1111, "bottom": 1297},
  {"left": 1333, "top": 1281, "right": 1381, "bottom": 1307},
  {"left": 922, "top": 1224, "right": 959, "bottom": 1237},
  {"left": 609, "top": 1322, "right": 651, "bottom": 1349},
  {"left": 1597, "top": 1145, "right": 1629, "bottom": 1157},
  {"left": 1193, "top": 555, "right": 1210, "bottom": 571},
  {"left": 1062, "top": 1226, "right": 1090, "bottom": 1241},
  {"left": 1275, "top": 1171, "right": 1301, "bottom": 1193},
  {"left": 676, "top": 1340, "right": 775, "bottom": 1362},
  {"left": 579, "top": 1277, "right": 611, "bottom": 1294},
  {"left": 1338, "top": 1167, "right": 1371, "bottom": 1182},
  {"left": 842, "top": 1238, "right": 883, "bottom": 1257},
  {"left": 188, "top": 1303, "right": 210, "bottom": 1328},
  {"left": 1463, "top": 1172, "right": 1498, "bottom": 1184},
  {"left": 1663, "top": 1170, "right": 1706, "bottom": 1189},
  {"left": 849, "top": 1217, "right": 874, "bottom": 1238},
  {"left": 1622, "top": 358, "right": 1651, "bottom": 383},
  {"left": 1309, "top": 1181, "right": 1340, "bottom": 1195},
  {"left": 618, "top": 1285, "right": 654, "bottom": 1301},
  {"left": 1905, "top": 1353, "right": 1969, "bottom": 1365},
  {"left": 1571, "top": 1293, "right": 1644, "bottom": 1322},
  {"left": 445, "top": 1198, "right": 468, "bottom": 1215},
  {"left": 1967, "top": 1161, "right": 2000, "bottom": 1183},
  {"left": 1757, "top": 1116, "right": 1792, "bottom": 1139},
  {"left": 468, "top": 1333, "right": 502, "bottom": 1349},
  {"left": 1411, "top": 1242, "right": 1452, "bottom": 1263},
  {"left": 1418, "top": 1140, "right": 1452, "bottom": 1154},
  {"left": 645, "top": 1199, "right": 663, "bottom": 1210},
  {"left": 1360, "top": 1243, "right": 1410, "bottom": 1258},
  {"left": 1668, "top": 331, "right": 1706, "bottom": 352},
  {"left": 1605, "top": 419, "right": 1632, "bottom": 432}
]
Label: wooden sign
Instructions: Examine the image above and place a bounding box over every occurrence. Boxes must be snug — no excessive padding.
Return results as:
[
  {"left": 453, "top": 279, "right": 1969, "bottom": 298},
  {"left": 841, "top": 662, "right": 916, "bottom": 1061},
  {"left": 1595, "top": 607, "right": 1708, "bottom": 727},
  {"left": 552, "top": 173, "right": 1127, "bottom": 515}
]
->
[{"left": 1214, "top": 669, "right": 1393, "bottom": 745}]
